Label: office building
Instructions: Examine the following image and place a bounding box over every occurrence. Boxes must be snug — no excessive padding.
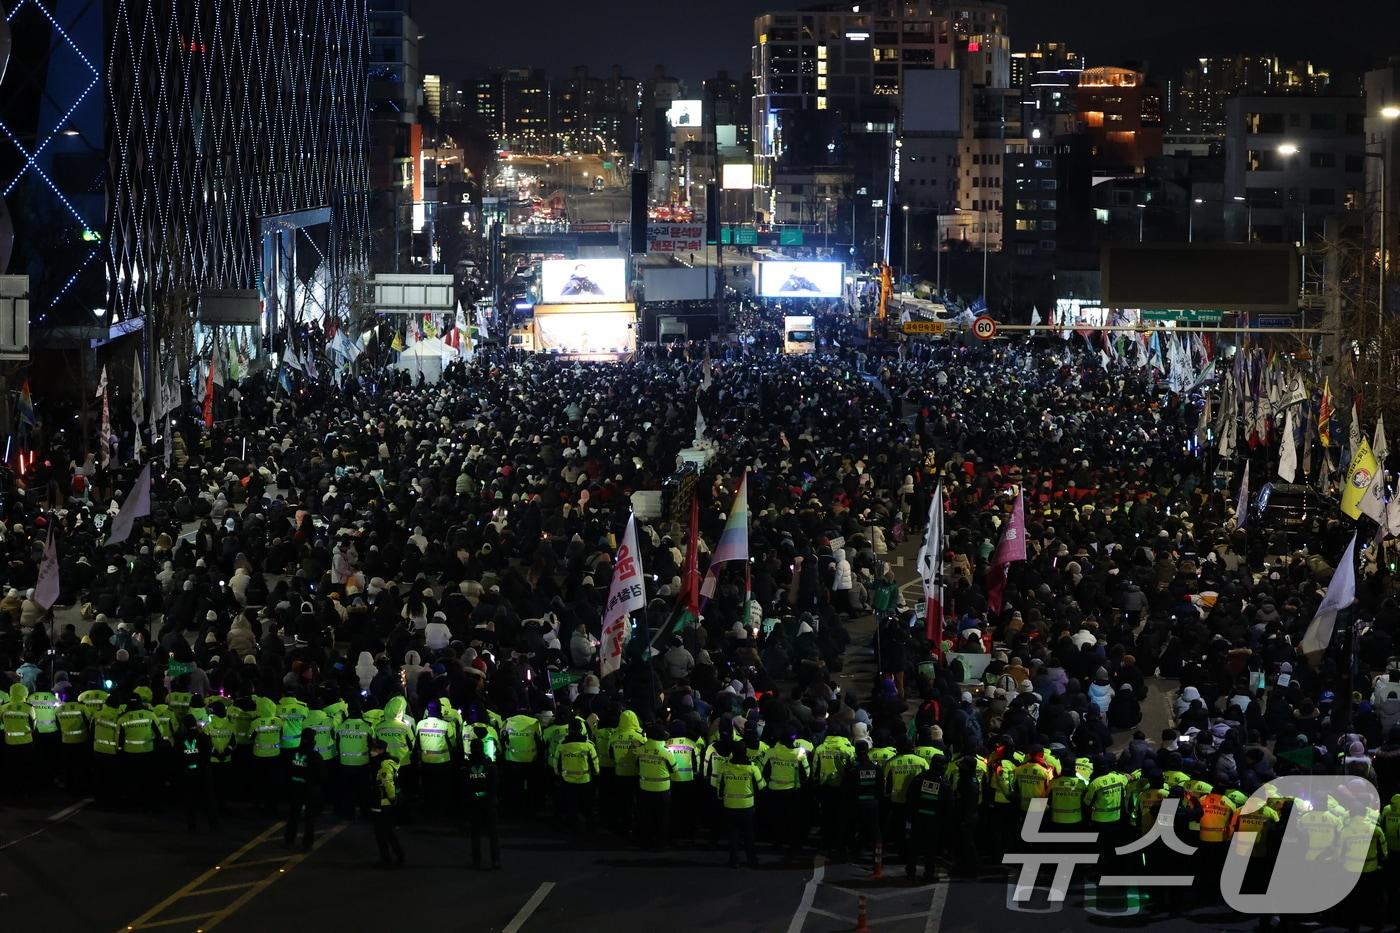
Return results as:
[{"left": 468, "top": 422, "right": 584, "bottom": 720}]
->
[
  {"left": 0, "top": 0, "right": 369, "bottom": 329},
  {"left": 1365, "top": 62, "right": 1400, "bottom": 281},
  {"left": 1224, "top": 95, "right": 1365, "bottom": 244},
  {"left": 1075, "top": 66, "right": 1164, "bottom": 175},
  {"left": 503, "top": 68, "right": 551, "bottom": 153},
  {"left": 423, "top": 74, "right": 443, "bottom": 122}
]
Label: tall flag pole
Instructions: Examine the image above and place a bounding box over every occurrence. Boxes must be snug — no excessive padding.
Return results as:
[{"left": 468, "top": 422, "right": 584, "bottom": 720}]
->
[
  {"left": 1300, "top": 532, "right": 1358, "bottom": 665},
  {"left": 599, "top": 513, "right": 646, "bottom": 679},
  {"left": 654, "top": 496, "right": 702, "bottom": 648},
  {"left": 915, "top": 482, "right": 945, "bottom": 649},
  {"left": 97, "top": 365, "right": 110, "bottom": 469}
]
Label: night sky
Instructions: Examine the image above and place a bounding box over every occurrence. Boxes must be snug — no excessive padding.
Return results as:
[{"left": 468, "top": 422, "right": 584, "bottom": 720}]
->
[{"left": 415, "top": 0, "right": 1400, "bottom": 85}]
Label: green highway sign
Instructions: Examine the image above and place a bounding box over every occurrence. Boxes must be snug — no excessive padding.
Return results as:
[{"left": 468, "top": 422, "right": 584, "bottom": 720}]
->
[
  {"left": 736, "top": 228, "right": 758, "bottom": 245},
  {"left": 1140, "top": 309, "right": 1223, "bottom": 323},
  {"left": 779, "top": 228, "right": 804, "bottom": 246},
  {"left": 719, "top": 227, "right": 732, "bottom": 245}
]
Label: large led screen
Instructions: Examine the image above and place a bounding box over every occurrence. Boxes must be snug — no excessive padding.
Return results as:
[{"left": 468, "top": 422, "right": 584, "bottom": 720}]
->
[
  {"left": 540, "top": 259, "right": 628, "bottom": 304},
  {"left": 757, "top": 261, "right": 844, "bottom": 299}
]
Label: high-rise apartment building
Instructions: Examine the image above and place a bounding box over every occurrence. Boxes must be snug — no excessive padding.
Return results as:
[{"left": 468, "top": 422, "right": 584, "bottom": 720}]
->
[
  {"left": 1075, "top": 66, "right": 1164, "bottom": 175},
  {"left": 1175, "top": 56, "right": 1331, "bottom": 136}
]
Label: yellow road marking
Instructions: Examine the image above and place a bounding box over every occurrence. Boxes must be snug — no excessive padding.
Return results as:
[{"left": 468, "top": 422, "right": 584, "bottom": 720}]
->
[
  {"left": 122, "top": 824, "right": 285, "bottom": 931},
  {"left": 121, "top": 821, "right": 347, "bottom": 931},
  {"left": 199, "top": 824, "right": 346, "bottom": 931}
]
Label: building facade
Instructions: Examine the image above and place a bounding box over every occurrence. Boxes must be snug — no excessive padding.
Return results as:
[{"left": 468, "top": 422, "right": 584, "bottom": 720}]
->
[
  {"left": 1224, "top": 95, "right": 1365, "bottom": 244},
  {"left": 1075, "top": 66, "right": 1164, "bottom": 175},
  {"left": 0, "top": 0, "right": 370, "bottom": 330}
]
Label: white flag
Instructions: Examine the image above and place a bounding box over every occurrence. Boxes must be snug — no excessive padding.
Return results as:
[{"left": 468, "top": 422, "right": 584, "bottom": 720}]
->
[
  {"left": 1235, "top": 461, "right": 1251, "bottom": 529},
  {"left": 599, "top": 514, "right": 646, "bottom": 678},
  {"left": 1362, "top": 413, "right": 1389, "bottom": 524},
  {"left": 1029, "top": 306, "right": 1041, "bottom": 337},
  {"left": 915, "top": 482, "right": 944, "bottom": 640},
  {"left": 131, "top": 347, "right": 145, "bottom": 430},
  {"left": 106, "top": 463, "right": 152, "bottom": 547},
  {"left": 99, "top": 366, "right": 111, "bottom": 469},
  {"left": 1277, "top": 407, "right": 1298, "bottom": 483},
  {"left": 694, "top": 407, "right": 707, "bottom": 445},
  {"left": 1300, "top": 532, "right": 1358, "bottom": 663},
  {"left": 34, "top": 529, "right": 59, "bottom": 610}
]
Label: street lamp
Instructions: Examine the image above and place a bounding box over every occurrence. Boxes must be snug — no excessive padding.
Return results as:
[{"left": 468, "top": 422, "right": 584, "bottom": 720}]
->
[
  {"left": 1189, "top": 197, "right": 1203, "bottom": 242},
  {"left": 1136, "top": 203, "right": 1147, "bottom": 242},
  {"left": 1278, "top": 142, "right": 1306, "bottom": 288},
  {"left": 1374, "top": 106, "right": 1400, "bottom": 386},
  {"left": 1234, "top": 195, "right": 1252, "bottom": 242},
  {"left": 902, "top": 205, "right": 910, "bottom": 286}
]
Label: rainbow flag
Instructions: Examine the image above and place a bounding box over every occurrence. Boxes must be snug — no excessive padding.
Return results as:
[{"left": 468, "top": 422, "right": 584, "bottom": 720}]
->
[{"left": 699, "top": 473, "right": 749, "bottom": 601}]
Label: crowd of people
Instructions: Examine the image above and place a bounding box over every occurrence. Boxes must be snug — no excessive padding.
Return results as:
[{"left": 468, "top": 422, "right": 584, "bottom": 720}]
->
[{"left": 1, "top": 338, "right": 1398, "bottom": 925}]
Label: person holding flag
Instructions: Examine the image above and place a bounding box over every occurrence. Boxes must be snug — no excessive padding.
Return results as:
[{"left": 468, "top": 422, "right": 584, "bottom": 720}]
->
[
  {"left": 985, "top": 490, "right": 1026, "bottom": 617},
  {"left": 600, "top": 514, "right": 647, "bottom": 679},
  {"left": 698, "top": 473, "right": 749, "bottom": 611}
]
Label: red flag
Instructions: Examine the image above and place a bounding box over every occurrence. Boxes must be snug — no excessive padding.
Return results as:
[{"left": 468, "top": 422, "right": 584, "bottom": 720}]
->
[
  {"left": 677, "top": 495, "right": 701, "bottom": 619},
  {"left": 985, "top": 491, "right": 1026, "bottom": 616},
  {"left": 202, "top": 343, "right": 217, "bottom": 429}
]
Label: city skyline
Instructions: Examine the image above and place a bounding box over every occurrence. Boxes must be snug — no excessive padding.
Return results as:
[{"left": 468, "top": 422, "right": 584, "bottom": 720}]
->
[{"left": 416, "top": 0, "right": 1400, "bottom": 83}]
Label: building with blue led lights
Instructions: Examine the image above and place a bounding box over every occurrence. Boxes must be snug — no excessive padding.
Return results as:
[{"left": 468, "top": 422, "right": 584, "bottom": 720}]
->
[{"left": 0, "top": 0, "right": 370, "bottom": 340}]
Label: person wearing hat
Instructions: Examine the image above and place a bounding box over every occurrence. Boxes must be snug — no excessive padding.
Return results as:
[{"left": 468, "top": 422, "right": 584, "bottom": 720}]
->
[
  {"left": 762, "top": 729, "right": 811, "bottom": 856},
  {"left": 369, "top": 738, "right": 405, "bottom": 867},
  {"left": 840, "top": 738, "right": 881, "bottom": 865},
  {"left": 117, "top": 687, "right": 158, "bottom": 806},
  {"left": 464, "top": 737, "right": 501, "bottom": 870},
  {"left": 718, "top": 738, "right": 766, "bottom": 868},
  {"left": 414, "top": 700, "right": 457, "bottom": 814},
  {"left": 178, "top": 714, "right": 219, "bottom": 832},
  {"left": 635, "top": 722, "right": 680, "bottom": 850},
  {"left": 555, "top": 718, "right": 600, "bottom": 834}
]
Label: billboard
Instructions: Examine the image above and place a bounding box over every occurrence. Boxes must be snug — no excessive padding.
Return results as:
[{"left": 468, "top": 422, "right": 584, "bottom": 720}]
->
[
  {"left": 643, "top": 267, "right": 716, "bottom": 302},
  {"left": 758, "top": 261, "right": 845, "bottom": 299},
  {"left": 647, "top": 223, "right": 705, "bottom": 254},
  {"left": 722, "top": 163, "right": 754, "bottom": 190},
  {"left": 667, "top": 100, "right": 703, "bottom": 128},
  {"left": 1101, "top": 243, "right": 1298, "bottom": 313},
  {"left": 539, "top": 258, "right": 628, "bottom": 304},
  {"left": 902, "top": 69, "right": 961, "bottom": 134},
  {"left": 533, "top": 304, "right": 636, "bottom": 356}
]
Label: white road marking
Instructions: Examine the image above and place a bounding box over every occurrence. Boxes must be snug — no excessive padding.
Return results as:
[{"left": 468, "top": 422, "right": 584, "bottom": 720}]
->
[
  {"left": 924, "top": 879, "right": 949, "bottom": 933},
  {"left": 785, "top": 855, "right": 826, "bottom": 933},
  {"left": 503, "top": 881, "right": 556, "bottom": 933},
  {"left": 0, "top": 797, "right": 93, "bottom": 851},
  {"left": 48, "top": 798, "right": 93, "bottom": 821}
]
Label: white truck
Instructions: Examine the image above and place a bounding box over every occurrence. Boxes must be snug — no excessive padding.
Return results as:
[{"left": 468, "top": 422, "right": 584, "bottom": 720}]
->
[{"left": 783, "top": 315, "right": 816, "bottom": 354}]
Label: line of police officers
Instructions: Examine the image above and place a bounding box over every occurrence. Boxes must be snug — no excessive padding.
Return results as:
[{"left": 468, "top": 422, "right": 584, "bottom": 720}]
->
[{"left": 6, "top": 680, "right": 1399, "bottom": 916}]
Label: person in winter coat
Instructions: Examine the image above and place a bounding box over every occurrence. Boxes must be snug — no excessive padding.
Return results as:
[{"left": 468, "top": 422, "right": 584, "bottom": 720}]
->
[
  {"left": 355, "top": 651, "right": 377, "bottom": 693},
  {"left": 1174, "top": 685, "right": 1203, "bottom": 720},
  {"left": 227, "top": 615, "right": 258, "bottom": 658},
  {"left": 832, "top": 548, "right": 853, "bottom": 610},
  {"left": 569, "top": 623, "right": 597, "bottom": 669},
  {"left": 1087, "top": 668, "right": 1114, "bottom": 717},
  {"left": 1107, "top": 686, "right": 1142, "bottom": 729}
]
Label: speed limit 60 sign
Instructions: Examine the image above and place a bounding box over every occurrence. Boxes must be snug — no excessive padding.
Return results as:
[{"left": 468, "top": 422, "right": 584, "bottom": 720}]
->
[{"left": 972, "top": 315, "right": 997, "bottom": 340}]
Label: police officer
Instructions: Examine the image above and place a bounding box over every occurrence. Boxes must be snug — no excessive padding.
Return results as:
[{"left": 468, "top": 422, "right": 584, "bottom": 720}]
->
[
  {"left": 883, "top": 736, "right": 928, "bottom": 871},
  {"left": 909, "top": 755, "right": 948, "bottom": 881},
  {"left": 764, "top": 730, "right": 810, "bottom": 855},
  {"left": 205, "top": 701, "right": 235, "bottom": 813},
  {"left": 636, "top": 723, "right": 679, "bottom": 850},
  {"left": 666, "top": 722, "right": 702, "bottom": 845},
  {"left": 718, "top": 740, "right": 765, "bottom": 868},
  {"left": 178, "top": 714, "right": 218, "bottom": 832},
  {"left": 2, "top": 683, "right": 36, "bottom": 798},
  {"left": 949, "top": 754, "right": 983, "bottom": 876},
  {"left": 369, "top": 738, "right": 405, "bottom": 867},
  {"left": 608, "top": 709, "right": 645, "bottom": 833},
  {"left": 91, "top": 693, "right": 124, "bottom": 806},
  {"left": 464, "top": 738, "right": 501, "bottom": 870},
  {"left": 813, "top": 727, "right": 854, "bottom": 852},
  {"left": 1084, "top": 755, "right": 1129, "bottom": 871},
  {"left": 118, "top": 689, "right": 157, "bottom": 806},
  {"left": 249, "top": 696, "right": 283, "bottom": 816},
  {"left": 555, "top": 719, "right": 600, "bottom": 833},
  {"left": 55, "top": 686, "right": 90, "bottom": 794},
  {"left": 415, "top": 701, "right": 457, "bottom": 813},
  {"left": 27, "top": 678, "right": 61, "bottom": 789},
  {"left": 335, "top": 704, "right": 372, "bottom": 817},
  {"left": 1047, "top": 763, "right": 1088, "bottom": 830},
  {"left": 501, "top": 707, "right": 543, "bottom": 814},
  {"left": 285, "top": 728, "right": 324, "bottom": 849},
  {"left": 842, "top": 740, "right": 881, "bottom": 864}
]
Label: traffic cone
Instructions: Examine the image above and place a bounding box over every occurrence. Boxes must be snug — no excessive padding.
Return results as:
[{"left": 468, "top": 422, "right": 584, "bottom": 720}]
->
[
  {"left": 872, "top": 841, "right": 884, "bottom": 879},
  {"left": 854, "top": 894, "right": 871, "bottom": 933}
]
